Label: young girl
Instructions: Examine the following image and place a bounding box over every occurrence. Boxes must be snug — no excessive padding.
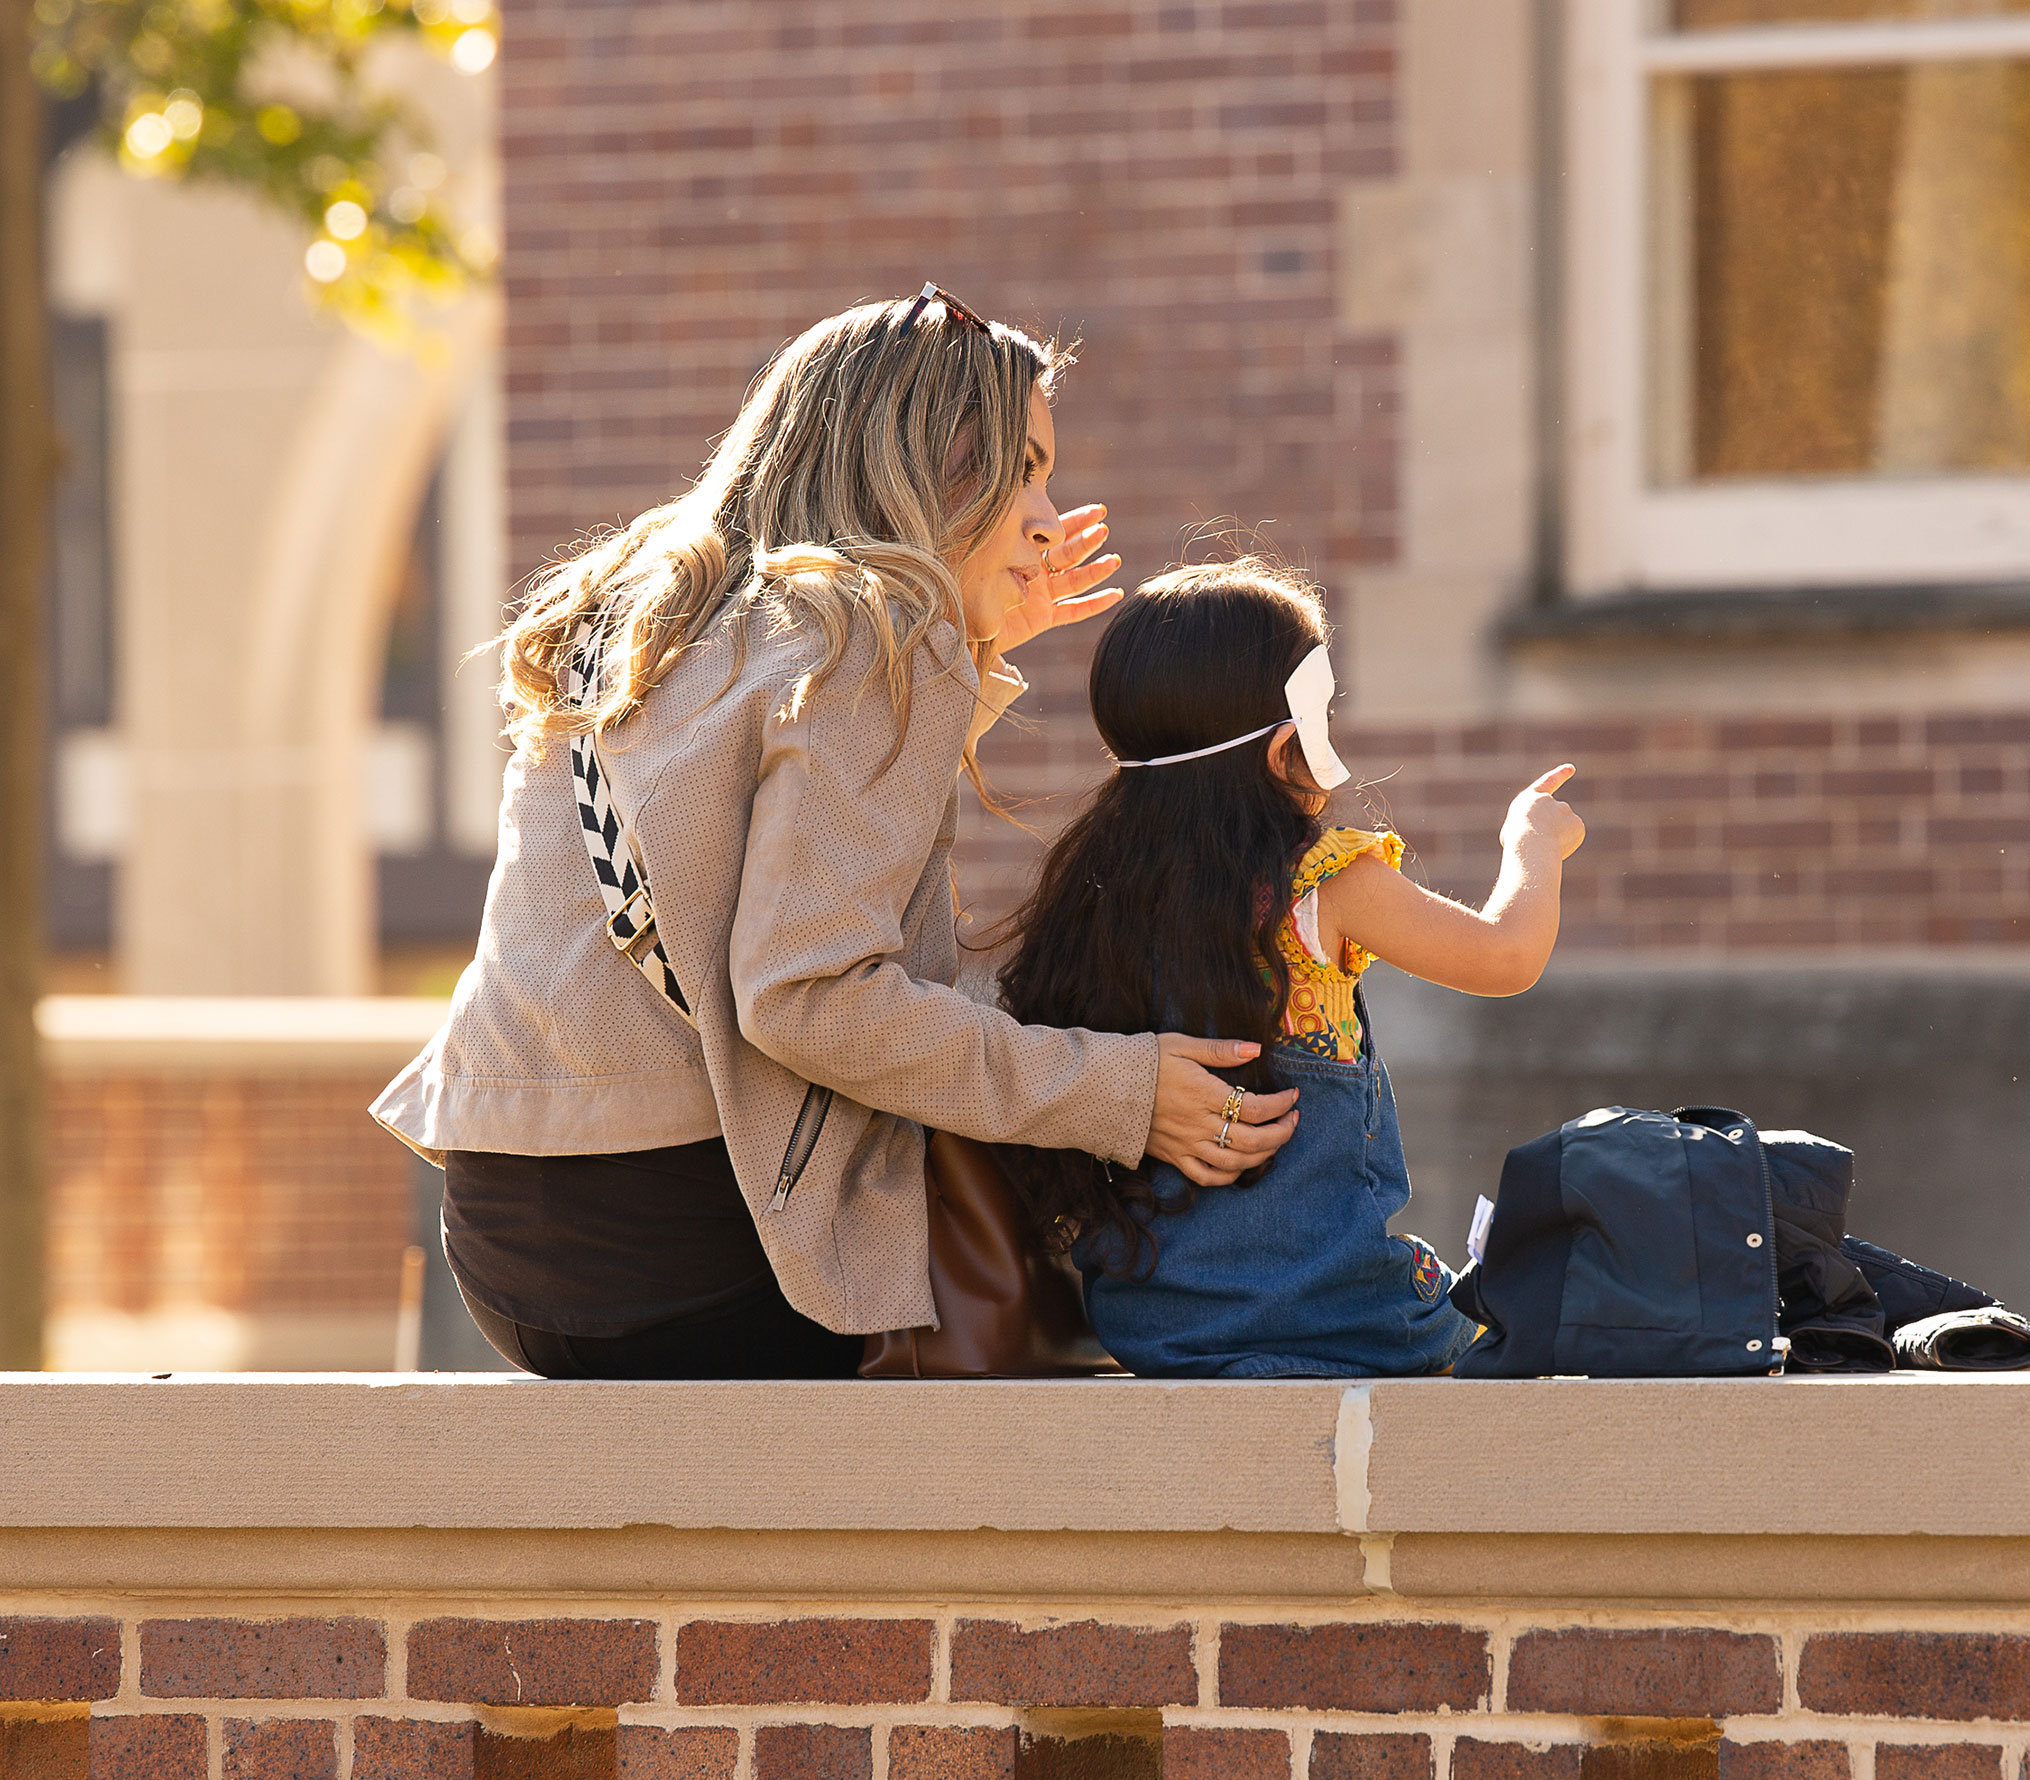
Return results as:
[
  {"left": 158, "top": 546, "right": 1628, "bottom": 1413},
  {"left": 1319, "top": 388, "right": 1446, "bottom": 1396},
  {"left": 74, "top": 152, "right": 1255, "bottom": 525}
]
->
[{"left": 998, "top": 559, "right": 1586, "bottom": 1378}]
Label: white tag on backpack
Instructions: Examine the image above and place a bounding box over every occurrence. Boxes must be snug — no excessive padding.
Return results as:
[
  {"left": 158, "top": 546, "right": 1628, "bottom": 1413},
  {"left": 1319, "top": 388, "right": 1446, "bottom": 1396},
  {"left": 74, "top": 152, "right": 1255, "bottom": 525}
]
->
[{"left": 1468, "top": 1195, "right": 1496, "bottom": 1266}]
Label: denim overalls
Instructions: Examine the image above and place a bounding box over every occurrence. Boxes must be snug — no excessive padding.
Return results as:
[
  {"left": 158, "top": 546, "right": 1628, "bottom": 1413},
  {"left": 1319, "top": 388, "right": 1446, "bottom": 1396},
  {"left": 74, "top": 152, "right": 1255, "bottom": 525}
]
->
[{"left": 1078, "top": 987, "right": 1478, "bottom": 1378}]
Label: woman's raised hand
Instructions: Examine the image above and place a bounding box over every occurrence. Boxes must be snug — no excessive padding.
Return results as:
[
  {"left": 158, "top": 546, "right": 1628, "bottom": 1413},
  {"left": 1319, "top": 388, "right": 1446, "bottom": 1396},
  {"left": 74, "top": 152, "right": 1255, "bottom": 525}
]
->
[
  {"left": 995, "top": 503, "right": 1125, "bottom": 657},
  {"left": 1146, "top": 1034, "right": 1300, "bottom": 1187}
]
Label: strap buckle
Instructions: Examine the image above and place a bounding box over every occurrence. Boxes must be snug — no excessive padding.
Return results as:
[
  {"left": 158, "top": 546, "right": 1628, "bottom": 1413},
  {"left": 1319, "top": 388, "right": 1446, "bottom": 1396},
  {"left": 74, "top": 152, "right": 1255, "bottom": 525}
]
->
[{"left": 604, "top": 883, "right": 661, "bottom": 964}]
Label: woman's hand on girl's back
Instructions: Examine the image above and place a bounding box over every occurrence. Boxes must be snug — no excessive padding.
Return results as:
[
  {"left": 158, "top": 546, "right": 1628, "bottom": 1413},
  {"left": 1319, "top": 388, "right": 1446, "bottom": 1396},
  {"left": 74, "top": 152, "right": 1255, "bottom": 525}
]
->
[
  {"left": 1147, "top": 1035, "right": 1300, "bottom": 1187},
  {"left": 992, "top": 503, "right": 1125, "bottom": 658}
]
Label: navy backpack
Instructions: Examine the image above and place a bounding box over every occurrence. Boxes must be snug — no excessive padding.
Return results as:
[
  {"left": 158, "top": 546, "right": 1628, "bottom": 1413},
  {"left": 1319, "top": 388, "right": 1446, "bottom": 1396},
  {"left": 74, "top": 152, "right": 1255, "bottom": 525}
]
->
[{"left": 1448, "top": 1106, "right": 1782, "bottom": 1379}]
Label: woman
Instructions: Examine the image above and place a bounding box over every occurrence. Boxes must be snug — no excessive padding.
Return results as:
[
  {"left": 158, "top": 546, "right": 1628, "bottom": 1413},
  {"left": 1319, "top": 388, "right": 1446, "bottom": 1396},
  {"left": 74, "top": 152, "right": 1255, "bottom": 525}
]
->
[{"left": 373, "top": 288, "right": 1300, "bottom": 1379}]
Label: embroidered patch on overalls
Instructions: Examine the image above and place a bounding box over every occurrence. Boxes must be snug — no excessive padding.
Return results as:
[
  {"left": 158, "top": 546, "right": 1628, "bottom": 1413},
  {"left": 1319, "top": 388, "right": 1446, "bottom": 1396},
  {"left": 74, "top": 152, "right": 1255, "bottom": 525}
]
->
[{"left": 1399, "top": 1235, "right": 1445, "bottom": 1303}]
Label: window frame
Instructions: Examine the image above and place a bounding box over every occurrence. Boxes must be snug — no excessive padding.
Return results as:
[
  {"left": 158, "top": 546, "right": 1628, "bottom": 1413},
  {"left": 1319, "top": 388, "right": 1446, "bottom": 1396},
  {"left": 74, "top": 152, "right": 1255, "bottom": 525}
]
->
[{"left": 1562, "top": 1, "right": 2030, "bottom": 596}]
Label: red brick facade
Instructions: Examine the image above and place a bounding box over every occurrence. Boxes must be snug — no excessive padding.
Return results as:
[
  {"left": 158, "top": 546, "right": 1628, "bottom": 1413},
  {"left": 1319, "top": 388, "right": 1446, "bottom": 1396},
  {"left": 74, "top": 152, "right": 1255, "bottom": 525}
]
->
[
  {"left": 9, "top": 1610, "right": 2030, "bottom": 1777},
  {"left": 499, "top": 0, "right": 2030, "bottom": 955},
  {"left": 43, "top": 1075, "right": 411, "bottom": 1323},
  {"left": 501, "top": 0, "right": 1401, "bottom": 927},
  {"left": 1348, "top": 711, "right": 2030, "bottom": 952}
]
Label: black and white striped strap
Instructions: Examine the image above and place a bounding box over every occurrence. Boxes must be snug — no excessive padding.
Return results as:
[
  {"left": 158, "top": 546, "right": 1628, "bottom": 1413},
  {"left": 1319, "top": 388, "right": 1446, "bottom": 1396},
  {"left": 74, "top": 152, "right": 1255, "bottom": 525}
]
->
[{"left": 565, "top": 612, "right": 696, "bottom": 1029}]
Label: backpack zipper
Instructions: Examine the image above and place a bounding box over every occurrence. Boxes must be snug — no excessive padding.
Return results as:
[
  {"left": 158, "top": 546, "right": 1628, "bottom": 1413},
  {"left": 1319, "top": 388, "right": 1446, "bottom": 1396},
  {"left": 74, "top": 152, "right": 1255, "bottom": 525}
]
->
[{"left": 768, "top": 1083, "right": 835, "bottom": 1213}]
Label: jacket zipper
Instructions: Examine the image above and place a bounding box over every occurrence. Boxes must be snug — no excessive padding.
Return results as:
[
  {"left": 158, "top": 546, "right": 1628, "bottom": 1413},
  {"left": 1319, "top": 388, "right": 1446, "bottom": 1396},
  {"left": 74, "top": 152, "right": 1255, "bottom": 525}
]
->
[{"left": 768, "top": 1083, "right": 835, "bottom": 1213}]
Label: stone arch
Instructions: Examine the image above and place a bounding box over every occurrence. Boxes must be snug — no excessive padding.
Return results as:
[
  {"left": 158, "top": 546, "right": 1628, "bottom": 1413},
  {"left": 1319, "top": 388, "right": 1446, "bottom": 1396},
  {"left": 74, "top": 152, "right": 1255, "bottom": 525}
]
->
[
  {"left": 241, "top": 297, "right": 498, "bottom": 993},
  {"left": 47, "top": 122, "right": 499, "bottom": 995}
]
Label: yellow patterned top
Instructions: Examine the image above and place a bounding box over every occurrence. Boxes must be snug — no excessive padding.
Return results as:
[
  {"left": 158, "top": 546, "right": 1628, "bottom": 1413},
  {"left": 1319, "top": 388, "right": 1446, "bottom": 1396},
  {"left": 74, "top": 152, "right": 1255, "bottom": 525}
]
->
[{"left": 1267, "top": 827, "right": 1404, "bottom": 1061}]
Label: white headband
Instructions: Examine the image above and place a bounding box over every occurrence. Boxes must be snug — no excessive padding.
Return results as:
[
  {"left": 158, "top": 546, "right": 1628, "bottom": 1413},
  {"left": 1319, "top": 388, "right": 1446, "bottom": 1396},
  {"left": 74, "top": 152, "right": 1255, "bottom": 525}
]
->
[{"left": 1112, "top": 643, "right": 1350, "bottom": 789}]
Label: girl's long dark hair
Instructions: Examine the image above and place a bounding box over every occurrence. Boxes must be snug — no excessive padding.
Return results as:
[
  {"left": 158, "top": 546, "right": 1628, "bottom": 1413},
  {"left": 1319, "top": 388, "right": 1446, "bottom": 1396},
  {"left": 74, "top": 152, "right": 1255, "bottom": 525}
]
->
[{"left": 996, "top": 558, "right": 1331, "bottom": 1272}]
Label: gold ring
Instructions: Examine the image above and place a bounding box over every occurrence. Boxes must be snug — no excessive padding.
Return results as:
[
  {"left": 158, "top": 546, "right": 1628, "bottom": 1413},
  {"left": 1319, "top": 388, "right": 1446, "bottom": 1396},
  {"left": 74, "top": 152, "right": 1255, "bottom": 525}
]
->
[{"left": 1221, "top": 1086, "right": 1245, "bottom": 1125}]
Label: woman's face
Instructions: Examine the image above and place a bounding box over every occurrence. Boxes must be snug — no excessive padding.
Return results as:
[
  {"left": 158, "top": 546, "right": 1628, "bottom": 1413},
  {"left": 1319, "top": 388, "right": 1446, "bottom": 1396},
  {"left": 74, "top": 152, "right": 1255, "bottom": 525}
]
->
[{"left": 956, "top": 390, "right": 1066, "bottom": 646}]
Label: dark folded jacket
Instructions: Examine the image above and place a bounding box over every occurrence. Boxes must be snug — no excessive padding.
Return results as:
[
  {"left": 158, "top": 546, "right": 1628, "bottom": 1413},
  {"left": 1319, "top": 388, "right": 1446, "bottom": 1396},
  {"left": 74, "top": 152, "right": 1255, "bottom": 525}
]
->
[
  {"left": 1892, "top": 1306, "right": 2030, "bottom": 1370},
  {"left": 1758, "top": 1130, "right": 1892, "bottom": 1372},
  {"left": 1838, "top": 1239, "right": 2024, "bottom": 1369},
  {"left": 1842, "top": 1235, "right": 1995, "bottom": 1329}
]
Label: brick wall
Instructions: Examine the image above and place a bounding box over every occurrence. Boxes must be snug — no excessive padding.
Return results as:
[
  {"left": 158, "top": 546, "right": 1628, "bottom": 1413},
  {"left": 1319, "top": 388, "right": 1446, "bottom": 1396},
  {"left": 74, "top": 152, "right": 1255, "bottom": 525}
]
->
[
  {"left": 501, "top": 0, "right": 2030, "bottom": 955},
  {"left": 44, "top": 1075, "right": 410, "bottom": 1323},
  {"left": 501, "top": 0, "right": 1401, "bottom": 922},
  {"left": 6, "top": 1607, "right": 2029, "bottom": 1777},
  {"left": 1346, "top": 710, "right": 2030, "bottom": 951}
]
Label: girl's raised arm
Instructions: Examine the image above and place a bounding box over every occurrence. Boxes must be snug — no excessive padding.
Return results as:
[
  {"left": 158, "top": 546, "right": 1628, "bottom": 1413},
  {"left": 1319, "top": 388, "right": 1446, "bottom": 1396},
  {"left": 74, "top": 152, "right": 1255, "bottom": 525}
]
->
[{"left": 1319, "top": 765, "right": 1586, "bottom": 997}]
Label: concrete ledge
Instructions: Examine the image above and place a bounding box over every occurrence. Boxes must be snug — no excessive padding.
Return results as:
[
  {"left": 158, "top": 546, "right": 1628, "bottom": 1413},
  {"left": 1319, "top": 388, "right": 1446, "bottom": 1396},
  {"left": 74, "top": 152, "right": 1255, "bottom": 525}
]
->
[
  {"left": 36, "top": 995, "right": 449, "bottom": 1075},
  {"left": 1363, "top": 1375, "right": 2030, "bottom": 1537},
  {"left": 1501, "top": 580, "right": 2030, "bottom": 644},
  {"left": 5, "top": 1375, "right": 2027, "bottom": 1541},
  {"left": 0, "top": 1376, "right": 1344, "bottom": 1536}
]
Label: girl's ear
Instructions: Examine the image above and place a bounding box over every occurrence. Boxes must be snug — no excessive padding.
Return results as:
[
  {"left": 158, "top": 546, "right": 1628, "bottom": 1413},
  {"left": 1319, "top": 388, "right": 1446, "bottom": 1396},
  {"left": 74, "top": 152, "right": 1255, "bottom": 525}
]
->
[
  {"left": 1267, "top": 721, "right": 1328, "bottom": 808},
  {"left": 1265, "top": 721, "right": 1302, "bottom": 783}
]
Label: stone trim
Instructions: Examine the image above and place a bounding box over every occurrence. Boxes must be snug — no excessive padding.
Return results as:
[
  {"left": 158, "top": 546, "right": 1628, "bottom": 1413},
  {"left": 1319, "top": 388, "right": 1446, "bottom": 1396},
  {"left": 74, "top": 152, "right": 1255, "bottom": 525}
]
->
[{"left": 1502, "top": 584, "right": 2030, "bottom": 647}]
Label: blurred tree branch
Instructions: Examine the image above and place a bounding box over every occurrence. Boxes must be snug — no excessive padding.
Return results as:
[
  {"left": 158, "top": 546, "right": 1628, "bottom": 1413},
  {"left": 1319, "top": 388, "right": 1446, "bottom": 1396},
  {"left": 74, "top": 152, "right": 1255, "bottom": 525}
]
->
[{"left": 32, "top": 0, "right": 497, "bottom": 344}]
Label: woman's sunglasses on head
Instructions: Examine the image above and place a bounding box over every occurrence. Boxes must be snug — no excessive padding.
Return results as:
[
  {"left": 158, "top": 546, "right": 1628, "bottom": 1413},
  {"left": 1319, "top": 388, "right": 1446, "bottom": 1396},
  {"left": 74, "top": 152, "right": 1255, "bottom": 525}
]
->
[{"left": 898, "top": 281, "right": 991, "bottom": 338}]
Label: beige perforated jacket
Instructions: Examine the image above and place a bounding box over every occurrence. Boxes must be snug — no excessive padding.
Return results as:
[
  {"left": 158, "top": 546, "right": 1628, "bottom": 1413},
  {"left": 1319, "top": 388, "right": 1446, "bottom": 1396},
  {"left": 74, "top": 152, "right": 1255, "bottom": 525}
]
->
[{"left": 371, "top": 607, "right": 1161, "bottom": 1335}]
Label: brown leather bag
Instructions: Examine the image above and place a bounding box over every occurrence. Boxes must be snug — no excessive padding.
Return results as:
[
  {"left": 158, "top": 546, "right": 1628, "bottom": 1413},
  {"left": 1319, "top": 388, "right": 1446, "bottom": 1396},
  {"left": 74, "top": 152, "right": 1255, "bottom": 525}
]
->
[{"left": 860, "top": 1129, "right": 1117, "bottom": 1378}]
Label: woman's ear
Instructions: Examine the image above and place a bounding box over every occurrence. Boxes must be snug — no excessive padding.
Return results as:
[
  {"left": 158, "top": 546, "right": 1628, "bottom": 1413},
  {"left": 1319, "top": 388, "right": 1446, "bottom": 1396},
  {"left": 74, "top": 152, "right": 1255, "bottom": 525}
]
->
[{"left": 942, "top": 420, "right": 984, "bottom": 516}]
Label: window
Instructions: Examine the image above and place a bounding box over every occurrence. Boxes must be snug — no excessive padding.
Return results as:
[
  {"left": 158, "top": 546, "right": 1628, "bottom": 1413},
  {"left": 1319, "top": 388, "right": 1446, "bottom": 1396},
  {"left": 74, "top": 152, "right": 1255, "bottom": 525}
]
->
[
  {"left": 48, "top": 315, "right": 116, "bottom": 955},
  {"left": 1564, "top": 0, "right": 2030, "bottom": 593}
]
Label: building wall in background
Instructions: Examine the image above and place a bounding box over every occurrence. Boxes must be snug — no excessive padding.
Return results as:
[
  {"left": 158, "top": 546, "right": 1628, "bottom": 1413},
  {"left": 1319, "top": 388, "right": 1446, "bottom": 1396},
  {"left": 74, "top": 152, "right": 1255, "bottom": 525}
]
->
[
  {"left": 1352, "top": 709, "right": 2030, "bottom": 952},
  {"left": 501, "top": 0, "right": 1400, "bottom": 924},
  {"left": 1354, "top": 0, "right": 2030, "bottom": 949},
  {"left": 34, "top": 999, "right": 503, "bottom": 1372},
  {"left": 44, "top": 1071, "right": 410, "bottom": 1369},
  {"left": 502, "top": 0, "right": 2030, "bottom": 950},
  {"left": 39, "top": 55, "right": 505, "bottom": 994}
]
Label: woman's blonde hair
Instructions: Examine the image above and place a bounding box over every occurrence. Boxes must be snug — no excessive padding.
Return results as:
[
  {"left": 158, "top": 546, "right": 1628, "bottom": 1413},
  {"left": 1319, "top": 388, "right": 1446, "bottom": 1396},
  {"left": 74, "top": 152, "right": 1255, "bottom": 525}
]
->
[{"left": 500, "top": 296, "right": 1071, "bottom": 764}]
